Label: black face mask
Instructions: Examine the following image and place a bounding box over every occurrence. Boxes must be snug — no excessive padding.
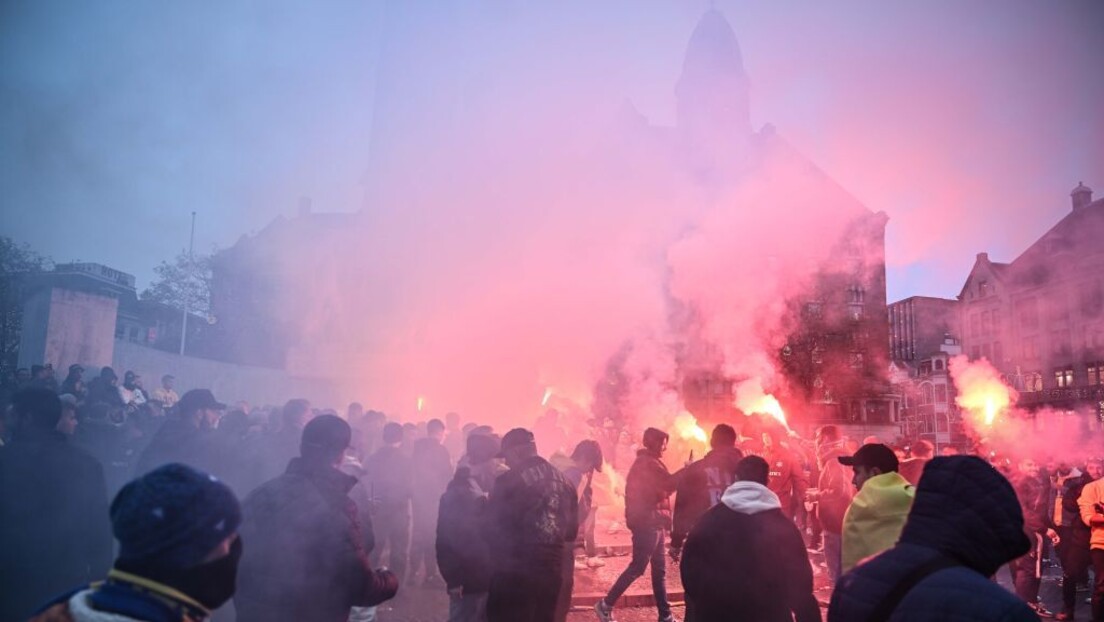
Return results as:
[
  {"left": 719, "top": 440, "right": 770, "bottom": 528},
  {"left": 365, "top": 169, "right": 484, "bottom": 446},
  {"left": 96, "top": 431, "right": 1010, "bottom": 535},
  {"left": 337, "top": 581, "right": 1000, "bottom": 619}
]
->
[{"left": 171, "top": 536, "right": 243, "bottom": 611}]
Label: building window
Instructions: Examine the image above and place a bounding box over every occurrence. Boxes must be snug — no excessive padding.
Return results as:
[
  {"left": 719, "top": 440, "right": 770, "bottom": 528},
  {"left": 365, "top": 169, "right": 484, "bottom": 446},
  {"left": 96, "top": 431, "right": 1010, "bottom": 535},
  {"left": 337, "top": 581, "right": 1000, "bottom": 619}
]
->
[
  {"left": 804, "top": 302, "right": 823, "bottom": 319},
  {"left": 978, "top": 279, "right": 990, "bottom": 297},
  {"left": 921, "top": 384, "right": 934, "bottom": 405},
  {"left": 993, "top": 341, "right": 1003, "bottom": 364},
  {"left": 1080, "top": 284, "right": 1103, "bottom": 319},
  {"left": 1024, "top": 372, "right": 1043, "bottom": 392},
  {"left": 934, "top": 359, "right": 944, "bottom": 371},
  {"left": 981, "top": 344, "right": 991, "bottom": 360},
  {"left": 1018, "top": 298, "right": 1039, "bottom": 329},
  {"left": 981, "top": 311, "right": 992, "bottom": 335},
  {"left": 1022, "top": 337, "right": 1038, "bottom": 360},
  {"left": 992, "top": 308, "right": 1001, "bottom": 332},
  {"left": 1055, "top": 367, "right": 1074, "bottom": 388},
  {"left": 970, "top": 314, "right": 980, "bottom": 337},
  {"left": 970, "top": 346, "right": 980, "bottom": 360},
  {"left": 935, "top": 385, "right": 948, "bottom": 403},
  {"left": 1089, "top": 362, "right": 1102, "bottom": 386}
]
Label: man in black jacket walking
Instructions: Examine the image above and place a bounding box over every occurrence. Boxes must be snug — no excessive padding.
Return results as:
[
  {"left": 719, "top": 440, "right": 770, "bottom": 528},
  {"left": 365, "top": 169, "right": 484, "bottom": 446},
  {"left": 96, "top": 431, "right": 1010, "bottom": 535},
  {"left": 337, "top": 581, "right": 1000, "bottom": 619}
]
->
[
  {"left": 485, "top": 428, "right": 578, "bottom": 622},
  {"left": 438, "top": 458, "right": 492, "bottom": 622},
  {"left": 681, "top": 455, "right": 820, "bottom": 622},
  {"left": 596, "top": 427, "right": 679, "bottom": 622},
  {"left": 235, "top": 415, "right": 398, "bottom": 622},
  {"left": 670, "top": 424, "right": 743, "bottom": 561}
]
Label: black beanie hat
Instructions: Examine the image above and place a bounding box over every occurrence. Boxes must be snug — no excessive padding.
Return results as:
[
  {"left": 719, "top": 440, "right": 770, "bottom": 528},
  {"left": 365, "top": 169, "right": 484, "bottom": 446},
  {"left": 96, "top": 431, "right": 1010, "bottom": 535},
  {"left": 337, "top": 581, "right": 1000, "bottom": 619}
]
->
[
  {"left": 300, "top": 414, "right": 351, "bottom": 461},
  {"left": 111, "top": 464, "right": 241, "bottom": 570}
]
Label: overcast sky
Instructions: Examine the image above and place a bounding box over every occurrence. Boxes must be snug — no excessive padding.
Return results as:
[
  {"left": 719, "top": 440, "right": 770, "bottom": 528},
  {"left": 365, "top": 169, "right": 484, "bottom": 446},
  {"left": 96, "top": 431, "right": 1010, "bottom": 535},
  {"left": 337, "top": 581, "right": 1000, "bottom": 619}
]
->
[{"left": 2, "top": 0, "right": 1102, "bottom": 302}]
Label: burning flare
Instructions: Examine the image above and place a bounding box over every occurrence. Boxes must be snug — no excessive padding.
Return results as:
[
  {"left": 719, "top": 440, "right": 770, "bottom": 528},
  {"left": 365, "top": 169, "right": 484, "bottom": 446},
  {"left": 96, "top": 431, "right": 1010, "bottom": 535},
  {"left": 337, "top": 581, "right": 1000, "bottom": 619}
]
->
[
  {"left": 541, "top": 387, "right": 553, "bottom": 407},
  {"left": 949, "top": 355, "right": 1016, "bottom": 428},
  {"left": 673, "top": 411, "right": 708, "bottom": 444},
  {"left": 417, "top": 396, "right": 426, "bottom": 412},
  {"left": 734, "top": 379, "right": 789, "bottom": 429}
]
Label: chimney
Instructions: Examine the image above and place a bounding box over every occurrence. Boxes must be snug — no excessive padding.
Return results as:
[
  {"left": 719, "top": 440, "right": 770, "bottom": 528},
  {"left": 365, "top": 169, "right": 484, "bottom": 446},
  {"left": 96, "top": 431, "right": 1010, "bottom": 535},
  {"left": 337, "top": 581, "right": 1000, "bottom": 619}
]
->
[
  {"left": 976, "top": 252, "right": 989, "bottom": 263},
  {"left": 1071, "top": 182, "right": 1093, "bottom": 211}
]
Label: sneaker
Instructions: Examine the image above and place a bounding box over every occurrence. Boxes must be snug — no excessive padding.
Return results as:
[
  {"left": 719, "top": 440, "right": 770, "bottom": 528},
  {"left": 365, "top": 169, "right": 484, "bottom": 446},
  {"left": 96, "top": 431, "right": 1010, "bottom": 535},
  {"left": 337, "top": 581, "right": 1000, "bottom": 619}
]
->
[
  {"left": 574, "top": 558, "right": 588, "bottom": 570},
  {"left": 594, "top": 599, "right": 614, "bottom": 622},
  {"left": 1030, "top": 603, "right": 1055, "bottom": 618},
  {"left": 658, "top": 615, "right": 680, "bottom": 622},
  {"left": 587, "top": 557, "right": 606, "bottom": 568},
  {"left": 1054, "top": 612, "right": 1072, "bottom": 621}
]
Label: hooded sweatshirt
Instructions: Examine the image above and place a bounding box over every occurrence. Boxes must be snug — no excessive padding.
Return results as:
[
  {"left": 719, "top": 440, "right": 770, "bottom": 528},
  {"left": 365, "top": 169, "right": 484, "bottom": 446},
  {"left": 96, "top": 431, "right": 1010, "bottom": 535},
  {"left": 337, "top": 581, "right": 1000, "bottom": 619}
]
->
[
  {"left": 680, "top": 481, "right": 820, "bottom": 622},
  {"left": 828, "top": 456, "right": 1035, "bottom": 621},
  {"left": 841, "top": 471, "right": 914, "bottom": 572}
]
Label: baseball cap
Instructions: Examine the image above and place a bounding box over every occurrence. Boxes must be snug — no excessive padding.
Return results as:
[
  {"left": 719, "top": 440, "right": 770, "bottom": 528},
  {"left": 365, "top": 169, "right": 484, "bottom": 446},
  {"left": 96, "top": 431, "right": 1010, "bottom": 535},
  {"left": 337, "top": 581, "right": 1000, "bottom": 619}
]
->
[
  {"left": 838, "top": 443, "right": 899, "bottom": 473},
  {"left": 177, "top": 389, "right": 226, "bottom": 415},
  {"left": 497, "top": 427, "right": 536, "bottom": 458}
]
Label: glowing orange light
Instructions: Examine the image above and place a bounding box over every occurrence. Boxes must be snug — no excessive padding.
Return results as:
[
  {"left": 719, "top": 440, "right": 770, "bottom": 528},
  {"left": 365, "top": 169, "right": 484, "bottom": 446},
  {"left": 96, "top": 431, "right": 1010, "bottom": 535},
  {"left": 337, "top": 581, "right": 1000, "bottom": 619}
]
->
[
  {"left": 735, "top": 379, "right": 789, "bottom": 429},
  {"left": 417, "top": 396, "right": 425, "bottom": 412},
  {"left": 541, "top": 387, "right": 553, "bottom": 407},
  {"left": 673, "top": 411, "right": 708, "bottom": 444},
  {"left": 950, "top": 355, "right": 1016, "bottom": 428}
]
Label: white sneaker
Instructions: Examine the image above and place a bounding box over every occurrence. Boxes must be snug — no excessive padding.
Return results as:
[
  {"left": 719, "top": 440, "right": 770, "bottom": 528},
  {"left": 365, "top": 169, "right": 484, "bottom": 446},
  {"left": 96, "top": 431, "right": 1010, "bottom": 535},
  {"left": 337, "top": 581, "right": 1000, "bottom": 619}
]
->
[{"left": 587, "top": 557, "right": 606, "bottom": 568}]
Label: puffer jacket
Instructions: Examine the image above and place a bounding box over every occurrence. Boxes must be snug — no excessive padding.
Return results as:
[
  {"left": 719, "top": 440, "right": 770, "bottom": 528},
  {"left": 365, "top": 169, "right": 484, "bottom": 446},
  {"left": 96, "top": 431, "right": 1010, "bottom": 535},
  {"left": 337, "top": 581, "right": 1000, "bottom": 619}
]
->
[
  {"left": 437, "top": 467, "right": 492, "bottom": 594},
  {"left": 235, "top": 457, "right": 398, "bottom": 622},
  {"left": 828, "top": 456, "right": 1036, "bottom": 622},
  {"left": 624, "top": 449, "right": 678, "bottom": 531}
]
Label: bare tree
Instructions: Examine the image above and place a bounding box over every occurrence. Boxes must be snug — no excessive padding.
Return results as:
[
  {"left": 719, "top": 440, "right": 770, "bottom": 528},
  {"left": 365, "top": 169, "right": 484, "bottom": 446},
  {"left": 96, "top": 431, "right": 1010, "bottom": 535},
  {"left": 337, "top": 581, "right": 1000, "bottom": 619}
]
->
[{"left": 140, "top": 251, "right": 213, "bottom": 318}]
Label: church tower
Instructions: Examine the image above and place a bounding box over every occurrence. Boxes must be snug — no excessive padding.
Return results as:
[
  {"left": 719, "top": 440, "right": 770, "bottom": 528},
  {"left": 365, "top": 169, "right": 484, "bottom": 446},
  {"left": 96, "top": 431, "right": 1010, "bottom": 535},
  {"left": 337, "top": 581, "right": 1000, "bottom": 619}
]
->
[{"left": 675, "top": 9, "right": 753, "bottom": 179}]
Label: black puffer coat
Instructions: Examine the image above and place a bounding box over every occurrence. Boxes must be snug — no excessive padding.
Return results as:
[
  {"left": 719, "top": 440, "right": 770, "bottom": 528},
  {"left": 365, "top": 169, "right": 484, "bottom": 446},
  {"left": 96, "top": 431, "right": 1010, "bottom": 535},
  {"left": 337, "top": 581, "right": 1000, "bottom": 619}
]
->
[
  {"left": 828, "top": 456, "right": 1037, "bottom": 622},
  {"left": 235, "top": 457, "right": 397, "bottom": 622},
  {"left": 437, "top": 467, "right": 492, "bottom": 594}
]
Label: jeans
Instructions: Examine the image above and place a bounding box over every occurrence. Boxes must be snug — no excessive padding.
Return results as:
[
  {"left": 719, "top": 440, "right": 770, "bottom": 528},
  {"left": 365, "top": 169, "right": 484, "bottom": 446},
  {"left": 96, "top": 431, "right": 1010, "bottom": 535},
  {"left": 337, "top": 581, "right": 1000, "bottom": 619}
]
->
[
  {"left": 448, "top": 591, "right": 488, "bottom": 622},
  {"left": 603, "top": 527, "right": 670, "bottom": 618},
  {"left": 823, "top": 532, "right": 842, "bottom": 586},
  {"left": 1010, "top": 534, "right": 1043, "bottom": 604},
  {"left": 1092, "top": 548, "right": 1104, "bottom": 622},
  {"left": 582, "top": 506, "right": 598, "bottom": 557},
  {"left": 371, "top": 506, "right": 411, "bottom": 585}
]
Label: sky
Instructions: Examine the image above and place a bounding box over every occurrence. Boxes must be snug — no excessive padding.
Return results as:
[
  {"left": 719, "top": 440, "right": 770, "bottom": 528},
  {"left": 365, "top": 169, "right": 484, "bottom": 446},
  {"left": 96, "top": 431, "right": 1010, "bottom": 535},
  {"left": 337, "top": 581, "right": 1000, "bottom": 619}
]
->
[{"left": 1, "top": 0, "right": 1102, "bottom": 305}]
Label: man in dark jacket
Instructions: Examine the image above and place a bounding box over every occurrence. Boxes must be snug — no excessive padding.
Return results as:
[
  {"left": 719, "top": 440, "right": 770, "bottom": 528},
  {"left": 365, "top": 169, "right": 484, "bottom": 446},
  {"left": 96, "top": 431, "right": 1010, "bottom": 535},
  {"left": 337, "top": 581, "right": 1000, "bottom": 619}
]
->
[
  {"left": 411, "top": 418, "right": 454, "bottom": 585},
  {"left": 1010, "top": 457, "right": 1060, "bottom": 617},
  {"left": 0, "top": 388, "right": 113, "bottom": 622},
  {"left": 485, "top": 428, "right": 578, "bottom": 622},
  {"left": 681, "top": 455, "right": 820, "bottom": 622},
  {"left": 1056, "top": 458, "right": 1100, "bottom": 620},
  {"left": 596, "top": 427, "right": 679, "bottom": 622},
  {"left": 365, "top": 421, "right": 414, "bottom": 585},
  {"left": 133, "top": 388, "right": 225, "bottom": 477},
  {"left": 236, "top": 415, "right": 398, "bottom": 622},
  {"left": 438, "top": 462, "right": 492, "bottom": 622},
  {"left": 828, "top": 456, "right": 1037, "bottom": 621},
  {"left": 670, "top": 423, "right": 743, "bottom": 561}
]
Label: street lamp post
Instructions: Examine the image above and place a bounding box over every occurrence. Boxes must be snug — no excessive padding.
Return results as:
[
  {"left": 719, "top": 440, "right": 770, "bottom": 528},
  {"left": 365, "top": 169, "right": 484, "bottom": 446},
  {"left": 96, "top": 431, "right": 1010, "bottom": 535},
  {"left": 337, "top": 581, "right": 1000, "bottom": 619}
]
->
[{"left": 179, "top": 211, "right": 196, "bottom": 356}]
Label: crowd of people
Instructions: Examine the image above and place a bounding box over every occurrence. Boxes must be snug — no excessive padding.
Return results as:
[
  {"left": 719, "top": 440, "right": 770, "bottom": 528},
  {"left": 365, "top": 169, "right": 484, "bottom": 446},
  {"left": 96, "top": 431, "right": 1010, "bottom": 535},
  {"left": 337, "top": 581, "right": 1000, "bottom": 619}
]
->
[{"left": 2, "top": 363, "right": 1104, "bottom": 622}]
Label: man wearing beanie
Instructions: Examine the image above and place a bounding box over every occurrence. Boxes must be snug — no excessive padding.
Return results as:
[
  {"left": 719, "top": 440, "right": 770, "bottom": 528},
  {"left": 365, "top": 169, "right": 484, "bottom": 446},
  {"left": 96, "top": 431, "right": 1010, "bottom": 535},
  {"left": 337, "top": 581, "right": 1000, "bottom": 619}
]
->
[
  {"left": 236, "top": 414, "right": 398, "bottom": 622},
  {"left": 0, "top": 388, "right": 112, "bottom": 622},
  {"left": 30, "top": 463, "right": 243, "bottom": 622},
  {"left": 364, "top": 421, "right": 414, "bottom": 585},
  {"left": 596, "top": 427, "right": 681, "bottom": 622},
  {"left": 485, "top": 428, "right": 578, "bottom": 622}
]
